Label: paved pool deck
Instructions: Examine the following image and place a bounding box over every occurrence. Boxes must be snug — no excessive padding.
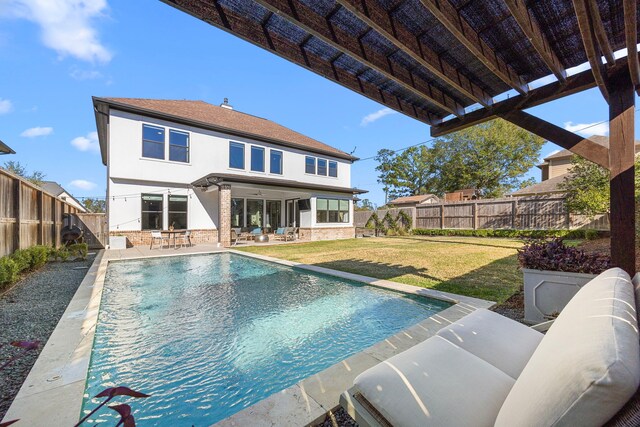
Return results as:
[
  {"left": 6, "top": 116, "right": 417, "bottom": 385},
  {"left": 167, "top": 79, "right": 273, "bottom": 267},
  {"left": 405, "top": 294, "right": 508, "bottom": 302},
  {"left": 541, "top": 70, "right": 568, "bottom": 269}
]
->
[{"left": 2, "top": 245, "right": 493, "bottom": 426}]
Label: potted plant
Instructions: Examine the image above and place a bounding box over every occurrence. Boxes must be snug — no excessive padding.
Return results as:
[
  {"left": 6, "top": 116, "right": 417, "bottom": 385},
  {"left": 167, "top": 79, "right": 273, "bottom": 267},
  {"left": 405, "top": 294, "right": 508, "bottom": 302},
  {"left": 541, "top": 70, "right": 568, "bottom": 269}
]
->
[{"left": 517, "top": 238, "right": 611, "bottom": 323}]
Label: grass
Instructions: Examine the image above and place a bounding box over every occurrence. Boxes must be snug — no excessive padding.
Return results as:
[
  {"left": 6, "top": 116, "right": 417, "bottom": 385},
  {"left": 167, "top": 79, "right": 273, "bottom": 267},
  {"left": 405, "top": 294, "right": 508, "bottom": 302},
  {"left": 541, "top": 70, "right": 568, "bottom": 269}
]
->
[{"left": 237, "top": 236, "right": 526, "bottom": 303}]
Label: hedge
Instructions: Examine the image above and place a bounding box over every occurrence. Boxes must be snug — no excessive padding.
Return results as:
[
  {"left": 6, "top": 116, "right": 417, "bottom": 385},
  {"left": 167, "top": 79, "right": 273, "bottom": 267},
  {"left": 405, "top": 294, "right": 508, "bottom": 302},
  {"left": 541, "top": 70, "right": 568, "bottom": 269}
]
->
[{"left": 411, "top": 228, "right": 605, "bottom": 239}]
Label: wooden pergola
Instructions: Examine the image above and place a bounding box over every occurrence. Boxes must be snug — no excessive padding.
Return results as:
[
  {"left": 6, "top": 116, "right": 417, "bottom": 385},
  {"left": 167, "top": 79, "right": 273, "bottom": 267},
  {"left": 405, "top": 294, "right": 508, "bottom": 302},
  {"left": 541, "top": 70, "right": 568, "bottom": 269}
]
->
[{"left": 161, "top": 0, "right": 639, "bottom": 274}]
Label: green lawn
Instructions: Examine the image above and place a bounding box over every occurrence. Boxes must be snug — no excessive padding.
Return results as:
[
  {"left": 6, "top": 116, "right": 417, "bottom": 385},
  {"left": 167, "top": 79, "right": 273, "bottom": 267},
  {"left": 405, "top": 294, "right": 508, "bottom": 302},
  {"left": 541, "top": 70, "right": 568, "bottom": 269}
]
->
[{"left": 237, "top": 236, "right": 525, "bottom": 303}]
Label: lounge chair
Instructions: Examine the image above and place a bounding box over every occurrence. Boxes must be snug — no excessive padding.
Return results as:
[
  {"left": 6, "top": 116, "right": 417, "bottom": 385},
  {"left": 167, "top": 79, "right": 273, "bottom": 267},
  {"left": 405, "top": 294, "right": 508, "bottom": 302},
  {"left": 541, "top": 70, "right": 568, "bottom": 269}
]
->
[
  {"left": 150, "top": 230, "right": 168, "bottom": 249},
  {"left": 231, "top": 229, "right": 249, "bottom": 246},
  {"left": 272, "top": 227, "right": 294, "bottom": 241},
  {"left": 340, "top": 268, "right": 640, "bottom": 427}
]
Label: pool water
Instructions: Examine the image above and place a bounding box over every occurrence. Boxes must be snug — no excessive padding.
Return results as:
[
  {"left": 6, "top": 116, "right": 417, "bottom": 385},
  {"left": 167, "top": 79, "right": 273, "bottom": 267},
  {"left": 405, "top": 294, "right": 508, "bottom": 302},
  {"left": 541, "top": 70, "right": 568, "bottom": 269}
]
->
[{"left": 82, "top": 253, "right": 450, "bottom": 425}]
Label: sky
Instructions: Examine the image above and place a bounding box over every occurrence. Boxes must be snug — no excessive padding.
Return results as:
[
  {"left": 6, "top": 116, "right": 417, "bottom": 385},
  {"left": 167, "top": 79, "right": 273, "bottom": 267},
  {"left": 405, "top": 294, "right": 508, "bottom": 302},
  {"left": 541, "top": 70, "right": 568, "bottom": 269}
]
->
[{"left": 0, "top": 0, "right": 637, "bottom": 207}]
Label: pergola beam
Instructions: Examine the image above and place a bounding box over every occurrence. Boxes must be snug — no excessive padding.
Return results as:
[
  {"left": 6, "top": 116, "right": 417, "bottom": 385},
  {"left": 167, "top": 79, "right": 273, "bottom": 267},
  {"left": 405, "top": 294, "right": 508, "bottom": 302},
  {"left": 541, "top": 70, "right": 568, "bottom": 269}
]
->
[
  {"left": 572, "top": 0, "right": 609, "bottom": 101},
  {"left": 162, "top": 0, "right": 439, "bottom": 124},
  {"left": 336, "top": 0, "right": 493, "bottom": 107},
  {"left": 503, "top": 0, "right": 566, "bottom": 82},
  {"left": 498, "top": 110, "right": 609, "bottom": 168},
  {"left": 586, "top": 0, "right": 615, "bottom": 65},
  {"left": 418, "top": 0, "right": 529, "bottom": 95},
  {"left": 253, "top": 0, "right": 463, "bottom": 117},
  {"left": 624, "top": 0, "right": 640, "bottom": 95}
]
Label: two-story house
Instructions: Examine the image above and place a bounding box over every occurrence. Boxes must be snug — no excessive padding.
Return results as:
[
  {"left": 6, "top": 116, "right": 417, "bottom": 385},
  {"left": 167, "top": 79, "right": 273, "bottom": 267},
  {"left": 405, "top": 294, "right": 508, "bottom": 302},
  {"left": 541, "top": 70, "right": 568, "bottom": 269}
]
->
[{"left": 93, "top": 97, "right": 366, "bottom": 247}]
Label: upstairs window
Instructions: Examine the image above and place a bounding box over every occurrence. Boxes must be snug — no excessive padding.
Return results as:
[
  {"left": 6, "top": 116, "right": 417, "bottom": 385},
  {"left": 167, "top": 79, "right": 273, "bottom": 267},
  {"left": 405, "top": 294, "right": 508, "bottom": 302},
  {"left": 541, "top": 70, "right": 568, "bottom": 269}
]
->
[
  {"left": 229, "top": 142, "right": 245, "bottom": 169},
  {"left": 270, "top": 150, "right": 283, "bottom": 174},
  {"left": 141, "top": 194, "right": 163, "bottom": 230},
  {"left": 142, "top": 124, "right": 165, "bottom": 160},
  {"left": 329, "top": 161, "right": 338, "bottom": 177},
  {"left": 317, "top": 159, "right": 328, "bottom": 176},
  {"left": 168, "top": 195, "right": 188, "bottom": 229},
  {"left": 169, "top": 130, "right": 189, "bottom": 163},
  {"left": 251, "top": 146, "right": 265, "bottom": 172},
  {"left": 305, "top": 156, "right": 316, "bottom": 174}
]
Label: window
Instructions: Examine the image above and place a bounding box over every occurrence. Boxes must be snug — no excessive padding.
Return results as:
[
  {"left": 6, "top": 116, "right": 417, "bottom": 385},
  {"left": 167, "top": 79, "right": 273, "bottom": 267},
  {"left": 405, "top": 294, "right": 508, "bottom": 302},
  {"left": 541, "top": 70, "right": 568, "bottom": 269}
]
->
[
  {"left": 251, "top": 146, "right": 265, "bottom": 172},
  {"left": 305, "top": 156, "right": 316, "bottom": 174},
  {"left": 168, "top": 195, "right": 188, "bottom": 229},
  {"left": 229, "top": 142, "right": 245, "bottom": 169},
  {"left": 266, "top": 200, "right": 282, "bottom": 230},
  {"left": 316, "top": 198, "right": 349, "bottom": 224},
  {"left": 142, "top": 124, "right": 165, "bottom": 159},
  {"left": 317, "top": 159, "right": 328, "bottom": 176},
  {"left": 246, "top": 199, "right": 264, "bottom": 229},
  {"left": 141, "top": 194, "right": 163, "bottom": 230},
  {"left": 270, "top": 150, "right": 283, "bottom": 174},
  {"left": 231, "top": 198, "right": 244, "bottom": 228},
  {"left": 169, "top": 130, "right": 189, "bottom": 163},
  {"left": 329, "top": 161, "right": 338, "bottom": 177}
]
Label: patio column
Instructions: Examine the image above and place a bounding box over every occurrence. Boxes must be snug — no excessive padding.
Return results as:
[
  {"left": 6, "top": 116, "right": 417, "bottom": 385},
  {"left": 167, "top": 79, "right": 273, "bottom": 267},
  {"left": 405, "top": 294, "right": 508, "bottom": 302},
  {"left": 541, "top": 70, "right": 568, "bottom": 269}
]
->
[
  {"left": 608, "top": 68, "right": 636, "bottom": 275},
  {"left": 219, "top": 184, "right": 232, "bottom": 247}
]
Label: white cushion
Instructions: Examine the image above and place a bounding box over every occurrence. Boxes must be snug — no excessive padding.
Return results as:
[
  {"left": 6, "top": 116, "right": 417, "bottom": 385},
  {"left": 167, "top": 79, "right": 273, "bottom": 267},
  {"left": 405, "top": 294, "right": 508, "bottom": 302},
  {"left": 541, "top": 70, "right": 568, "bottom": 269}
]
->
[
  {"left": 436, "top": 308, "right": 543, "bottom": 379},
  {"left": 354, "top": 336, "right": 515, "bottom": 427},
  {"left": 495, "top": 268, "right": 640, "bottom": 427}
]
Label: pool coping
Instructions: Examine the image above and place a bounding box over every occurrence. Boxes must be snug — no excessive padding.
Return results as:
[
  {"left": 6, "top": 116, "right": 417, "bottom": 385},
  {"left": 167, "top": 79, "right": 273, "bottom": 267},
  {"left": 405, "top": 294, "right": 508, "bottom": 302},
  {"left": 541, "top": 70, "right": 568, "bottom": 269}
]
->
[{"left": 2, "top": 248, "right": 494, "bottom": 426}]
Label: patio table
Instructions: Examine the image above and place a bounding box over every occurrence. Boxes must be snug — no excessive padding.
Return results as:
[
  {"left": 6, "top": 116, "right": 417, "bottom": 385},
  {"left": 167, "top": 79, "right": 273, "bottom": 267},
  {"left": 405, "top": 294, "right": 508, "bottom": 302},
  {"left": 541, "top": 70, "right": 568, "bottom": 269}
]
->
[{"left": 160, "top": 229, "right": 187, "bottom": 248}]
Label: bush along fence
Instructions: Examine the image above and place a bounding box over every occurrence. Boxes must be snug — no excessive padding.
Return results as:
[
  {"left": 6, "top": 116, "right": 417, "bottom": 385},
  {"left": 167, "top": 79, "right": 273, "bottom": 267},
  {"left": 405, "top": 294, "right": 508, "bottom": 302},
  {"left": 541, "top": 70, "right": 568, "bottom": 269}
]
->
[
  {"left": 0, "top": 168, "right": 83, "bottom": 258},
  {"left": 0, "top": 243, "right": 89, "bottom": 292},
  {"left": 354, "top": 195, "right": 609, "bottom": 233}
]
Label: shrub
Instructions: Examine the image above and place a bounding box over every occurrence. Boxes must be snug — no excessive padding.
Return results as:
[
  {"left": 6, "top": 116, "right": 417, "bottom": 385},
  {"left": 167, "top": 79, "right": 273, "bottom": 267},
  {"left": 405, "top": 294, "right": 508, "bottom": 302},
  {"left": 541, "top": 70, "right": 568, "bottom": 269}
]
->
[
  {"left": 517, "top": 238, "right": 611, "bottom": 274},
  {"left": 411, "top": 228, "right": 602, "bottom": 239},
  {"left": 584, "top": 229, "right": 599, "bottom": 240},
  {"left": 0, "top": 257, "right": 20, "bottom": 288},
  {"left": 67, "top": 243, "right": 89, "bottom": 260},
  {"left": 29, "top": 245, "right": 50, "bottom": 269},
  {"left": 10, "top": 249, "right": 32, "bottom": 272}
]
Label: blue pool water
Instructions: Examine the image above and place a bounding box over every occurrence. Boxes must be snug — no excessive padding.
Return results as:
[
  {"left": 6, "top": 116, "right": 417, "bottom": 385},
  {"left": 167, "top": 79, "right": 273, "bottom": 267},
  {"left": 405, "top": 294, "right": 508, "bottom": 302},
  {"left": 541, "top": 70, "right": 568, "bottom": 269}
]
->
[{"left": 82, "top": 253, "right": 450, "bottom": 425}]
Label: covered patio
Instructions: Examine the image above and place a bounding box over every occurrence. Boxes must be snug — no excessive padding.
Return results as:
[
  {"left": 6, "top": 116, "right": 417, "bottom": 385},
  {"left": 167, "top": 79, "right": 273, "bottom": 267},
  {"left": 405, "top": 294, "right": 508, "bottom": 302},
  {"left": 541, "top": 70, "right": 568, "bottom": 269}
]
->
[{"left": 163, "top": 0, "right": 639, "bottom": 274}]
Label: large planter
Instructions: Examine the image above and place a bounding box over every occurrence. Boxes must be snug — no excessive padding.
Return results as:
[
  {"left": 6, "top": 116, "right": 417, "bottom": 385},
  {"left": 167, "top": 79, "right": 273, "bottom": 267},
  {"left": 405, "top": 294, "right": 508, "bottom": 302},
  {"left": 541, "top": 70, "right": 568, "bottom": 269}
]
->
[
  {"left": 523, "top": 268, "right": 597, "bottom": 324},
  {"left": 109, "top": 235, "right": 127, "bottom": 250}
]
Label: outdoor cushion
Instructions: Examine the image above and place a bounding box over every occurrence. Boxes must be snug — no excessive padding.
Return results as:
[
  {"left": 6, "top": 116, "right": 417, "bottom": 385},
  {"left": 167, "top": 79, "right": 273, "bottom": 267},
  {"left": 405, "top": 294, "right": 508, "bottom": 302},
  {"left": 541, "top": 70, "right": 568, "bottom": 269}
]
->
[
  {"left": 436, "top": 308, "right": 543, "bottom": 379},
  {"left": 495, "top": 268, "right": 640, "bottom": 427},
  {"left": 250, "top": 228, "right": 261, "bottom": 234},
  {"left": 353, "top": 335, "right": 515, "bottom": 427},
  {"left": 275, "top": 227, "right": 285, "bottom": 235}
]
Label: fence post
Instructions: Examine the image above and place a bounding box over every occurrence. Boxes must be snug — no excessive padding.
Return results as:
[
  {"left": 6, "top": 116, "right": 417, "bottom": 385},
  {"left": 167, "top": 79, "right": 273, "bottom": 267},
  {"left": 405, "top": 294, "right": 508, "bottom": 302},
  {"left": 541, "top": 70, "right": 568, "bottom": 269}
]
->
[
  {"left": 13, "top": 178, "right": 21, "bottom": 251},
  {"left": 472, "top": 202, "right": 478, "bottom": 230},
  {"left": 411, "top": 207, "right": 417, "bottom": 230},
  {"left": 440, "top": 204, "right": 445, "bottom": 229},
  {"left": 511, "top": 199, "right": 518, "bottom": 229},
  {"left": 52, "top": 199, "right": 59, "bottom": 248},
  {"left": 37, "top": 190, "right": 44, "bottom": 244}
]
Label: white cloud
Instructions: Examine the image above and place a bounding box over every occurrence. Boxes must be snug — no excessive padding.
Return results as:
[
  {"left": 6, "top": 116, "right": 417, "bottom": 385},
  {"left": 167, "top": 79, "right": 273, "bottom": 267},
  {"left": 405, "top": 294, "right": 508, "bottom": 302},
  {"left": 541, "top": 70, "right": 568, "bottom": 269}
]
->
[
  {"left": 20, "top": 126, "right": 53, "bottom": 137},
  {"left": 5, "top": 0, "right": 112, "bottom": 63},
  {"left": 69, "top": 179, "right": 96, "bottom": 190},
  {"left": 69, "top": 68, "right": 102, "bottom": 80},
  {"left": 563, "top": 121, "right": 609, "bottom": 137},
  {"left": 0, "top": 98, "right": 13, "bottom": 114},
  {"left": 360, "top": 108, "right": 397, "bottom": 126},
  {"left": 71, "top": 131, "right": 100, "bottom": 152}
]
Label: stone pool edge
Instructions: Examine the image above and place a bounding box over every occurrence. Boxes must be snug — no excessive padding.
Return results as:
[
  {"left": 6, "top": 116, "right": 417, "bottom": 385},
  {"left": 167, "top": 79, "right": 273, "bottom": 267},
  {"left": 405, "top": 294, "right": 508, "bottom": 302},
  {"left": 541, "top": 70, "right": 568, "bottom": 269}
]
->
[{"left": 2, "top": 248, "right": 494, "bottom": 426}]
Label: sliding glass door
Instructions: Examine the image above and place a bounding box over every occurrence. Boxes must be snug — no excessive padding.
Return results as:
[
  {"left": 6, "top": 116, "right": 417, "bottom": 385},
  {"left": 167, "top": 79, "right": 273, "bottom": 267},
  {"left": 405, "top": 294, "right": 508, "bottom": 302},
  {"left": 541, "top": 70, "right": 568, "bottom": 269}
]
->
[{"left": 266, "top": 200, "right": 282, "bottom": 230}]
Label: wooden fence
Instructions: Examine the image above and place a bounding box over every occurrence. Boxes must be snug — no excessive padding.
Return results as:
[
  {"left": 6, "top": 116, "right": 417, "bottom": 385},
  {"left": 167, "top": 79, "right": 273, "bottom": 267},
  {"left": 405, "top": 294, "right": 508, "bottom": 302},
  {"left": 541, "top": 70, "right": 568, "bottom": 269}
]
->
[
  {"left": 74, "top": 213, "right": 107, "bottom": 249},
  {"left": 354, "top": 196, "right": 609, "bottom": 231},
  {"left": 0, "top": 169, "right": 81, "bottom": 257}
]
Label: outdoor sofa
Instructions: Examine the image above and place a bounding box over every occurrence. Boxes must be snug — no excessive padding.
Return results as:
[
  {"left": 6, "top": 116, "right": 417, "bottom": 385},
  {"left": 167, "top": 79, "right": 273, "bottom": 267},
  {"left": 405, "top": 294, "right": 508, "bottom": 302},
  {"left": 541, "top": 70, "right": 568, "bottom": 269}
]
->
[{"left": 340, "top": 268, "right": 640, "bottom": 426}]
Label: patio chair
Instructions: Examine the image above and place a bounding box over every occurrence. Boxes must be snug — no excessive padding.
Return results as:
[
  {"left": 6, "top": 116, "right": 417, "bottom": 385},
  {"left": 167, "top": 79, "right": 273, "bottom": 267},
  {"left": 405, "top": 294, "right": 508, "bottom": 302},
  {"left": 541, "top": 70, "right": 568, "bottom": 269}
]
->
[
  {"left": 177, "top": 230, "right": 192, "bottom": 248},
  {"left": 231, "top": 229, "right": 249, "bottom": 246},
  {"left": 272, "top": 227, "right": 289, "bottom": 241},
  {"left": 150, "top": 230, "right": 168, "bottom": 249},
  {"left": 340, "top": 267, "right": 640, "bottom": 427}
]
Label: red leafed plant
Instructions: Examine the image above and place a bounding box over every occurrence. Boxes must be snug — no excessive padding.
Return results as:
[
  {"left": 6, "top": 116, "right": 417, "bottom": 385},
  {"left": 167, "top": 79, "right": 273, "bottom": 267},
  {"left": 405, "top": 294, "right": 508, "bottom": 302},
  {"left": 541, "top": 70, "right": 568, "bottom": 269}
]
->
[{"left": 74, "top": 386, "right": 150, "bottom": 427}]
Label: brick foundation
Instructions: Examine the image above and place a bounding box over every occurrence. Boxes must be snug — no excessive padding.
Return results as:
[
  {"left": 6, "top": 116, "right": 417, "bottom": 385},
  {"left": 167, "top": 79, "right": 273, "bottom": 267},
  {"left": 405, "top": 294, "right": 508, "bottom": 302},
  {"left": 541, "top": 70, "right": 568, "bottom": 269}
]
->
[
  {"left": 298, "top": 227, "right": 355, "bottom": 241},
  {"left": 109, "top": 229, "right": 218, "bottom": 247}
]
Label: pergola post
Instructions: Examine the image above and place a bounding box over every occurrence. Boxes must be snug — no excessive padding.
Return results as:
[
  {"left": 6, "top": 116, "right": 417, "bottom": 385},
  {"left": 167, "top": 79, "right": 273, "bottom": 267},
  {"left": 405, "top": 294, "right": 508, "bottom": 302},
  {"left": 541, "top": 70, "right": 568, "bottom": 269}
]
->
[{"left": 608, "top": 69, "right": 636, "bottom": 275}]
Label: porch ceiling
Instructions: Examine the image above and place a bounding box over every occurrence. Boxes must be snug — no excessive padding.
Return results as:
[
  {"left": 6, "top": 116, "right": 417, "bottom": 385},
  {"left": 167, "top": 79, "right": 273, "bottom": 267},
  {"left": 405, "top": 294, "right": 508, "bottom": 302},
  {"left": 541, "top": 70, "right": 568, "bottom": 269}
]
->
[{"left": 191, "top": 172, "right": 368, "bottom": 194}]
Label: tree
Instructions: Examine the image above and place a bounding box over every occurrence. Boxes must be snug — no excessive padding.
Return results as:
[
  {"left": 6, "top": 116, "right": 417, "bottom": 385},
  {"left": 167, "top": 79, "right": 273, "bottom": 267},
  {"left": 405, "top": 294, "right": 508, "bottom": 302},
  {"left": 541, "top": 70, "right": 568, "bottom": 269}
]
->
[
  {"left": 2, "top": 161, "right": 46, "bottom": 186},
  {"left": 355, "top": 198, "right": 376, "bottom": 211},
  {"left": 431, "top": 119, "right": 544, "bottom": 197},
  {"left": 82, "top": 197, "right": 106, "bottom": 213},
  {"left": 375, "top": 145, "right": 437, "bottom": 199},
  {"left": 374, "top": 119, "right": 544, "bottom": 198},
  {"left": 559, "top": 156, "right": 640, "bottom": 218}
]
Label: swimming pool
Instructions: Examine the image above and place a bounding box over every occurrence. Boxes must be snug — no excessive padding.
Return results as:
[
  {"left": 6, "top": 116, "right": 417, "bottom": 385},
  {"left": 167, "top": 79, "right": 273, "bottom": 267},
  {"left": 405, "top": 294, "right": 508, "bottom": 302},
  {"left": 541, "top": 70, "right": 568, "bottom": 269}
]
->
[{"left": 81, "top": 252, "right": 451, "bottom": 425}]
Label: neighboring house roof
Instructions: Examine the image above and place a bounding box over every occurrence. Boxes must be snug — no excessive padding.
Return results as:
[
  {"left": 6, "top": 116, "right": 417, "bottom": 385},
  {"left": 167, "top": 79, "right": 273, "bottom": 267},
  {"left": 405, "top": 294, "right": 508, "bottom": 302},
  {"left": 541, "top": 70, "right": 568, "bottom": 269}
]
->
[
  {"left": 40, "top": 181, "right": 87, "bottom": 211},
  {"left": 511, "top": 173, "right": 569, "bottom": 196},
  {"left": 0, "top": 139, "right": 15, "bottom": 155},
  {"left": 192, "top": 172, "right": 367, "bottom": 195},
  {"left": 537, "top": 135, "right": 640, "bottom": 167},
  {"left": 92, "top": 97, "right": 357, "bottom": 166},
  {"left": 389, "top": 194, "right": 437, "bottom": 205}
]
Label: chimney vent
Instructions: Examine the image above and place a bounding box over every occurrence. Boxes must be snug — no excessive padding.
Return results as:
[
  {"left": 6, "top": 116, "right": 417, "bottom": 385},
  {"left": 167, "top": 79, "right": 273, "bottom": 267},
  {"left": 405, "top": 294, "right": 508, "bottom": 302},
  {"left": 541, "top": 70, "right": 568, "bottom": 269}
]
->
[{"left": 220, "top": 98, "right": 233, "bottom": 110}]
